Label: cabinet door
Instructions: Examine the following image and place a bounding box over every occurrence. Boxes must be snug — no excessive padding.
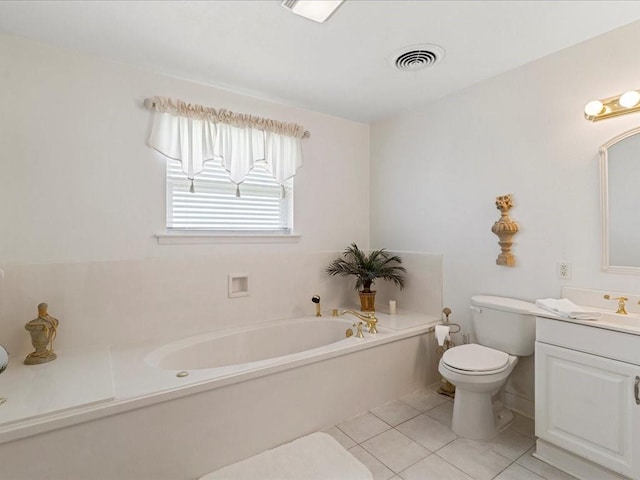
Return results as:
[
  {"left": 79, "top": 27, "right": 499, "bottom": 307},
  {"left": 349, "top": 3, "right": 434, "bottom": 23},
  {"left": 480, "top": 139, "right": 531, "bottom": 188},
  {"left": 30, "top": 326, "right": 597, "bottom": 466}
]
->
[{"left": 536, "top": 342, "right": 640, "bottom": 479}]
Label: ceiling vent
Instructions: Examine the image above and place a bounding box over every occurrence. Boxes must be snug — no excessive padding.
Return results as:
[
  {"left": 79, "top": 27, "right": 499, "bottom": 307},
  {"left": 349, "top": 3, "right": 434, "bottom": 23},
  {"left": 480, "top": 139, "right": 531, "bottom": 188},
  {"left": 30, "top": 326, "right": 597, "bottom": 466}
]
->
[{"left": 390, "top": 44, "right": 445, "bottom": 72}]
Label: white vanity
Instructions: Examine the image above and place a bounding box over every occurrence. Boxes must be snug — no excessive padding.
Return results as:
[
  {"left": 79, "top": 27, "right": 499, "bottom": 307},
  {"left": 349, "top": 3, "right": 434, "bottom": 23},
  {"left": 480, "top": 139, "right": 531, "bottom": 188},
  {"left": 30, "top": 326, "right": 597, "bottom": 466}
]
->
[{"left": 535, "top": 288, "right": 640, "bottom": 480}]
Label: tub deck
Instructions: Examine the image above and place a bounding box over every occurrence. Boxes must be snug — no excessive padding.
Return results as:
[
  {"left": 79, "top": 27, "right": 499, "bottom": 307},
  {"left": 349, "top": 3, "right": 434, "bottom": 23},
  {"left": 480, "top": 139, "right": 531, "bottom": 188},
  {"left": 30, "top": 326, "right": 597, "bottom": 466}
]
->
[{"left": 0, "top": 346, "right": 113, "bottom": 429}]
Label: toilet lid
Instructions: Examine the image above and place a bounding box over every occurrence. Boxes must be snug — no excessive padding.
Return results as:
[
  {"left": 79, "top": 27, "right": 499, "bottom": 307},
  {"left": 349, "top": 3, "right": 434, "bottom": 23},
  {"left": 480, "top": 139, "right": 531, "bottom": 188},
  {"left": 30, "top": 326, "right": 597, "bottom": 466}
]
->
[{"left": 442, "top": 344, "right": 509, "bottom": 373}]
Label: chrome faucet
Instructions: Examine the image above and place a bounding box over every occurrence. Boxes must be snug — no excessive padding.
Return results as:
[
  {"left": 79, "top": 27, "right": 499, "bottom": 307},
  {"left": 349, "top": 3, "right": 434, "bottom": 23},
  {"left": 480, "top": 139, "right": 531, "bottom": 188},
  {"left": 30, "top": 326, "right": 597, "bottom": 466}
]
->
[{"left": 341, "top": 310, "right": 378, "bottom": 334}]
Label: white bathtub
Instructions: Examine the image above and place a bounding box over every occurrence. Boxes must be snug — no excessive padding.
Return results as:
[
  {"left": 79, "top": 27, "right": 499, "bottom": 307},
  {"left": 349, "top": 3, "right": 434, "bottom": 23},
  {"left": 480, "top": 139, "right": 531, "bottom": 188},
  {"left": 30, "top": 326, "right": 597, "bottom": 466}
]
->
[
  {"left": 112, "top": 315, "right": 420, "bottom": 400},
  {"left": 0, "top": 312, "right": 441, "bottom": 480},
  {"left": 146, "top": 316, "right": 356, "bottom": 371}
]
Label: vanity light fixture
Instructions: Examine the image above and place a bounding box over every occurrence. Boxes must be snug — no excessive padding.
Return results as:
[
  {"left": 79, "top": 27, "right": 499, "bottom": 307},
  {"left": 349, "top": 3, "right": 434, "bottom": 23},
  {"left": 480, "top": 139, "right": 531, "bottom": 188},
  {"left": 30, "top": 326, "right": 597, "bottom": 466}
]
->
[
  {"left": 584, "top": 88, "right": 640, "bottom": 121},
  {"left": 281, "top": 0, "right": 345, "bottom": 23}
]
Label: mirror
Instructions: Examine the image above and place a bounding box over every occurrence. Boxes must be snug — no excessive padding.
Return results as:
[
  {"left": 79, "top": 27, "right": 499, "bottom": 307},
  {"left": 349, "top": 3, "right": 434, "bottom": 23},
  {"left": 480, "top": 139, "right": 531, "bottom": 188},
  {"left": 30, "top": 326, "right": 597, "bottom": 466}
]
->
[
  {"left": 0, "top": 344, "right": 7, "bottom": 405},
  {"left": 600, "top": 127, "right": 640, "bottom": 274},
  {"left": 0, "top": 344, "right": 7, "bottom": 374}
]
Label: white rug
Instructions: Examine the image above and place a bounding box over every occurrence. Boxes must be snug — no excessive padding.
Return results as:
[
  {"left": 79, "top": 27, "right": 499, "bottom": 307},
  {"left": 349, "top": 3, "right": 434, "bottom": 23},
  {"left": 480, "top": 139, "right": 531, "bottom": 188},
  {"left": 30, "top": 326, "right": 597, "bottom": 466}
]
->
[{"left": 199, "top": 432, "right": 373, "bottom": 480}]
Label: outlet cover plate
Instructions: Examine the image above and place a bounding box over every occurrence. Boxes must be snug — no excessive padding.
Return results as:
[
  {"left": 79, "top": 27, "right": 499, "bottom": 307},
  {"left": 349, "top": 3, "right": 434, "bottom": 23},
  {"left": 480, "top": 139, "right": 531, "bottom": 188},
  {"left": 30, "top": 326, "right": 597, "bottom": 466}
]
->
[{"left": 557, "top": 261, "right": 571, "bottom": 280}]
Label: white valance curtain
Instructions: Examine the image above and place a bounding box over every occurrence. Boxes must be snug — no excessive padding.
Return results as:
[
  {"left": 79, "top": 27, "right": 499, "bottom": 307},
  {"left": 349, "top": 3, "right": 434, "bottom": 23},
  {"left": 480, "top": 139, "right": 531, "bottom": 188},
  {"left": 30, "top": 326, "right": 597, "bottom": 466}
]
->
[{"left": 145, "top": 96, "right": 306, "bottom": 193}]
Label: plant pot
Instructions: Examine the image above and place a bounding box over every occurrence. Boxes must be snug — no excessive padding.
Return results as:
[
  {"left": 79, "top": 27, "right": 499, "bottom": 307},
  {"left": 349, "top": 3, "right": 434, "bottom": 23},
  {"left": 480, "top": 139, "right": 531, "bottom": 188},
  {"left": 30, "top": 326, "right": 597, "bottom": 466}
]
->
[{"left": 359, "top": 291, "right": 376, "bottom": 312}]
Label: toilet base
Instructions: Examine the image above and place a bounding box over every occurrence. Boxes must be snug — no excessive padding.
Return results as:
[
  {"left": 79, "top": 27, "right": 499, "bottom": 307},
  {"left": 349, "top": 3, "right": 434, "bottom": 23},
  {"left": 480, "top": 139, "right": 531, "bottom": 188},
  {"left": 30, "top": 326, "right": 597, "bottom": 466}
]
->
[
  {"left": 451, "top": 389, "right": 514, "bottom": 440},
  {"left": 493, "top": 399, "right": 514, "bottom": 434}
]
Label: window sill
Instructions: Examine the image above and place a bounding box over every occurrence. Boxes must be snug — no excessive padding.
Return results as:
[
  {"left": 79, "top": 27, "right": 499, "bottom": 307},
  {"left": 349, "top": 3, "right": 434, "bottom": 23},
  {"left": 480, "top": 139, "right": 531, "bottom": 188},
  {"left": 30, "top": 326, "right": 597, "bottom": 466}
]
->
[{"left": 155, "top": 232, "right": 301, "bottom": 245}]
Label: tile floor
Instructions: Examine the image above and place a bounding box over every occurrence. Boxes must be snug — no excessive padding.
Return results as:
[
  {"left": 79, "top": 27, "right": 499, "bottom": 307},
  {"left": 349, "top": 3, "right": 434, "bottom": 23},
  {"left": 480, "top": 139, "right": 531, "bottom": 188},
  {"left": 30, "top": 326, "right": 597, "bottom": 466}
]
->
[{"left": 323, "top": 384, "right": 576, "bottom": 480}]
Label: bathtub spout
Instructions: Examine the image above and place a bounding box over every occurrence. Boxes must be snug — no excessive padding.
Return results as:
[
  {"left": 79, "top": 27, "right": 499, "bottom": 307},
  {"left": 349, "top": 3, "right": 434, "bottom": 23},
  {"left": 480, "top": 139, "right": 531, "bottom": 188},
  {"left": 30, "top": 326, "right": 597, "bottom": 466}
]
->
[{"left": 341, "top": 310, "right": 378, "bottom": 334}]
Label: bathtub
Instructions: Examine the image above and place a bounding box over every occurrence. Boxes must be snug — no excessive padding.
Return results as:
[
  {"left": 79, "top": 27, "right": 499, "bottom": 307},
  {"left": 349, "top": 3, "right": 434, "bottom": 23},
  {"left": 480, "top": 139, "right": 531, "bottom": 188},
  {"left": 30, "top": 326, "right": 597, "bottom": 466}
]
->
[
  {"left": 0, "top": 312, "right": 441, "bottom": 480},
  {"left": 111, "top": 315, "right": 425, "bottom": 400},
  {"left": 146, "top": 316, "right": 358, "bottom": 371}
]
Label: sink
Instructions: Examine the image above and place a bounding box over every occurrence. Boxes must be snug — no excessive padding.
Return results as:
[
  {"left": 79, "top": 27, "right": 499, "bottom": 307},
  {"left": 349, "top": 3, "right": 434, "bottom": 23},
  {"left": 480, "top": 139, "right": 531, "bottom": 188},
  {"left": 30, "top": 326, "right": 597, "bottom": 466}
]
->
[
  {"left": 594, "top": 311, "right": 640, "bottom": 331},
  {"left": 530, "top": 287, "right": 640, "bottom": 336},
  {"left": 534, "top": 303, "right": 640, "bottom": 335}
]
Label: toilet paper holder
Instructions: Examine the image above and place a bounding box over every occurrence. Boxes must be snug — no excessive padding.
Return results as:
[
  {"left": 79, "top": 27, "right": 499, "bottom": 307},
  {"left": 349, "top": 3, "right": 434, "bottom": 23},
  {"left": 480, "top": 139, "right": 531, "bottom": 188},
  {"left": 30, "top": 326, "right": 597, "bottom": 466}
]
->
[
  {"left": 437, "top": 307, "right": 460, "bottom": 348},
  {"left": 441, "top": 307, "right": 461, "bottom": 334},
  {"left": 437, "top": 307, "right": 460, "bottom": 399}
]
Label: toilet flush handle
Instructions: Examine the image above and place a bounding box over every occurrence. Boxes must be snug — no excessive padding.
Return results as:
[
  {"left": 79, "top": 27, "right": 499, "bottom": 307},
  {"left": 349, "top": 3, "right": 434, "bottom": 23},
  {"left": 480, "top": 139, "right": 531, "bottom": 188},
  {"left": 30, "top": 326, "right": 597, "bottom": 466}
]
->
[{"left": 470, "top": 306, "right": 482, "bottom": 313}]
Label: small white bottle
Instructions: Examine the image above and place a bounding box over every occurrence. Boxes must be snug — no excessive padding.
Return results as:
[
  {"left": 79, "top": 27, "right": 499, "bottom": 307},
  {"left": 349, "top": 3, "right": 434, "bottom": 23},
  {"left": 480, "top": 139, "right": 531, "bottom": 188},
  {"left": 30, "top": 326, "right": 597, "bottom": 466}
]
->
[{"left": 389, "top": 300, "right": 397, "bottom": 315}]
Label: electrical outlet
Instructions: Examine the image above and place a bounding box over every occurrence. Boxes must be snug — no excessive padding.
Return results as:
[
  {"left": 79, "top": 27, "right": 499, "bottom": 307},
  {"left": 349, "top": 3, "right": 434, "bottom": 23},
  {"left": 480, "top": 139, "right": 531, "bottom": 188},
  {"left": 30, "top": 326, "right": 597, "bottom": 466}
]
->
[{"left": 557, "top": 261, "right": 571, "bottom": 280}]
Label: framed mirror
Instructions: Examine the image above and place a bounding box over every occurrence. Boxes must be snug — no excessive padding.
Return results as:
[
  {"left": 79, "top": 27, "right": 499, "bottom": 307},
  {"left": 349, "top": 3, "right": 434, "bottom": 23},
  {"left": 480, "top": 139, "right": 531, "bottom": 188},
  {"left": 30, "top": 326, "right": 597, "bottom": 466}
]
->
[{"left": 600, "top": 126, "right": 640, "bottom": 274}]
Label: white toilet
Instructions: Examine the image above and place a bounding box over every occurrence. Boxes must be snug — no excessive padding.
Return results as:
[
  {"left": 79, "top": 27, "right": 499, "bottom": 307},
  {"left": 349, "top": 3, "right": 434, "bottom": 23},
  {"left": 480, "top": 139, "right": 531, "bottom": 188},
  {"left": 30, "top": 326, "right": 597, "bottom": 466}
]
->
[{"left": 438, "top": 295, "right": 536, "bottom": 440}]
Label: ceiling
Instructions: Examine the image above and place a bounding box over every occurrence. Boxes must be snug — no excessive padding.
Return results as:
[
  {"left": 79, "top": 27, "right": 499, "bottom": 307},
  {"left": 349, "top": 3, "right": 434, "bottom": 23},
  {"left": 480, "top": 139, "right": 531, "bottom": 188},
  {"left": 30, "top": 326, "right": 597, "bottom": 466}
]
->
[{"left": 1, "top": 1, "right": 640, "bottom": 123}]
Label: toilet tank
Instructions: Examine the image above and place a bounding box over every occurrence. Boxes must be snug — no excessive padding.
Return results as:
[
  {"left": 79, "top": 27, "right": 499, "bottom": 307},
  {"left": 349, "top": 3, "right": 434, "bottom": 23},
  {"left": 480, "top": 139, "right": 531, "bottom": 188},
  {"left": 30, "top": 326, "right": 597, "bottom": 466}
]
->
[{"left": 470, "top": 295, "right": 536, "bottom": 356}]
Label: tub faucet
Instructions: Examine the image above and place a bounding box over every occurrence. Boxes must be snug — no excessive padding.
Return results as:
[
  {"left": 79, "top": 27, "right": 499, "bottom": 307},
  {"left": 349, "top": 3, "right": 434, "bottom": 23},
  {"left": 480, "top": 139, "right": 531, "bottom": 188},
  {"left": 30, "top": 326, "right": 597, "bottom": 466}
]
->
[{"left": 341, "top": 310, "right": 378, "bottom": 334}]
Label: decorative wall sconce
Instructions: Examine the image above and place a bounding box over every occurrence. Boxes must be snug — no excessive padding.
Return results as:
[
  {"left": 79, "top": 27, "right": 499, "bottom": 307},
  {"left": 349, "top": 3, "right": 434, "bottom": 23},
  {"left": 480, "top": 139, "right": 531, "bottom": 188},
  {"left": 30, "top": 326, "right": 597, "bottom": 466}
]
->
[
  {"left": 491, "top": 194, "right": 518, "bottom": 267},
  {"left": 584, "top": 88, "right": 640, "bottom": 122}
]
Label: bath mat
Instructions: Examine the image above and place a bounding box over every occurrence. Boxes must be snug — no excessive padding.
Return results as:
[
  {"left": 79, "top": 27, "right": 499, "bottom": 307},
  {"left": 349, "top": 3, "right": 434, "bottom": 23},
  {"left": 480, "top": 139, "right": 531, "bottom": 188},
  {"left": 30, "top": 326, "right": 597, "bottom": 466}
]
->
[{"left": 199, "top": 432, "right": 372, "bottom": 480}]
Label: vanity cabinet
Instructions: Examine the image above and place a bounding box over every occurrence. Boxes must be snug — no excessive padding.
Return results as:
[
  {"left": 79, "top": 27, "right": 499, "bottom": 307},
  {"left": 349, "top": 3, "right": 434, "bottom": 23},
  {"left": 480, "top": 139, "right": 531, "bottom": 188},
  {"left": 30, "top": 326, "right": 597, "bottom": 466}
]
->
[{"left": 536, "top": 316, "right": 640, "bottom": 480}]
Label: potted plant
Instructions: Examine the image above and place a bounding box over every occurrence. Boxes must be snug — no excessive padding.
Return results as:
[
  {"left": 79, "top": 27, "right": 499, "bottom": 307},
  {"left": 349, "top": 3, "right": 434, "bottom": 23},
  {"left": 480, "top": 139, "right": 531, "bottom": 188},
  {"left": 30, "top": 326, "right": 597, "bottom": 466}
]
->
[{"left": 326, "top": 243, "right": 406, "bottom": 312}]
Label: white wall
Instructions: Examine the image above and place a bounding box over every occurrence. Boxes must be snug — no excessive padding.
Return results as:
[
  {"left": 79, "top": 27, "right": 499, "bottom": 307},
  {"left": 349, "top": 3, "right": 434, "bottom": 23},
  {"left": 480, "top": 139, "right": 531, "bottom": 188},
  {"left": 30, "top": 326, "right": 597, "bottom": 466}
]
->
[
  {"left": 0, "top": 33, "right": 370, "bottom": 356},
  {"left": 370, "top": 21, "right": 640, "bottom": 412}
]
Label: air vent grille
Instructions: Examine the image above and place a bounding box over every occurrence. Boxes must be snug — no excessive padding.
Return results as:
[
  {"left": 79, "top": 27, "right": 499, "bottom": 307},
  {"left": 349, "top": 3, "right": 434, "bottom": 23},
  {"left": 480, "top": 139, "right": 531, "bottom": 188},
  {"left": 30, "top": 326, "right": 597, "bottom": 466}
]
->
[{"left": 391, "top": 44, "right": 444, "bottom": 72}]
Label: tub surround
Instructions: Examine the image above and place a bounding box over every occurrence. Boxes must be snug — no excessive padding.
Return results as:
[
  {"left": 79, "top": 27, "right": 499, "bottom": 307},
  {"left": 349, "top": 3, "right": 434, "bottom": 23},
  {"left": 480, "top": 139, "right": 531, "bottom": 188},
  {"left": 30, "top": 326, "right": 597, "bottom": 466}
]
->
[
  {"left": 373, "top": 252, "right": 443, "bottom": 319},
  {"left": 0, "top": 253, "right": 344, "bottom": 356},
  {"left": 0, "top": 252, "right": 443, "bottom": 357}
]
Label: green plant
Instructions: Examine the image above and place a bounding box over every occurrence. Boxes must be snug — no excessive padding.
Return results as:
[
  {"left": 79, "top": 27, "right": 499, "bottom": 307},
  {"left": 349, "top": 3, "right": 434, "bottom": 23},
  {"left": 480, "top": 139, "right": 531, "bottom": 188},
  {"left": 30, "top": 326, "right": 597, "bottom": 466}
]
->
[{"left": 326, "top": 243, "right": 406, "bottom": 292}]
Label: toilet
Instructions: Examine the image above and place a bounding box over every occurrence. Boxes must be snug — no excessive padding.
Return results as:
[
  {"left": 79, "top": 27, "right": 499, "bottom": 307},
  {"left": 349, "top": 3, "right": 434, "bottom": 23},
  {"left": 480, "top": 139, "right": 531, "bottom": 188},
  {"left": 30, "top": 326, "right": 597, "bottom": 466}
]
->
[{"left": 438, "top": 295, "right": 536, "bottom": 440}]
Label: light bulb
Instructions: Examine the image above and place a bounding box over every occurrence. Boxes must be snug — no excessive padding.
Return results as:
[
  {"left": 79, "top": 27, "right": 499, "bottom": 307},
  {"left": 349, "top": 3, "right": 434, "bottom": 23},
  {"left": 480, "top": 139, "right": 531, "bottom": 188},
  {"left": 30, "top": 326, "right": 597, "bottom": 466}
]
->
[
  {"left": 619, "top": 90, "right": 640, "bottom": 108},
  {"left": 584, "top": 100, "right": 604, "bottom": 117}
]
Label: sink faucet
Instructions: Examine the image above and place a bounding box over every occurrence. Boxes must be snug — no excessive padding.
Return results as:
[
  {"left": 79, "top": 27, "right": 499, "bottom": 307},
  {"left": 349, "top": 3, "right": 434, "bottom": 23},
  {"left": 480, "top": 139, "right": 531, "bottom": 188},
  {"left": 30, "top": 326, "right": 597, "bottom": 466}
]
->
[
  {"left": 341, "top": 310, "right": 378, "bottom": 334},
  {"left": 604, "top": 294, "right": 628, "bottom": 315}
]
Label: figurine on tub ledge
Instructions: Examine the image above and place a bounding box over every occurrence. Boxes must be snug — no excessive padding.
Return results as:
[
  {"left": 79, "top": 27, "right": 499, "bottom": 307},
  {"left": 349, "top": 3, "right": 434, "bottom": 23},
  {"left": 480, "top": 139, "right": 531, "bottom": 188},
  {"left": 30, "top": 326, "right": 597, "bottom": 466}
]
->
[{"left": 24, "top": 303, "right": 59, "bottom": 365}]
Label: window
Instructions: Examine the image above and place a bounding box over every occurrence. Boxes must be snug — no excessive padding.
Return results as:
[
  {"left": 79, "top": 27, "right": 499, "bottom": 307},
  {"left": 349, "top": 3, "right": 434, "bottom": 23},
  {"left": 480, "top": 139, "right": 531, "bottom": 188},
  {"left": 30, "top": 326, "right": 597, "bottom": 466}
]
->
[
  {"left": 146, "top": 96, "right": 305, "bottom": 240},
  {"left": 166, "top": 159, "right": 293, "bottom": 233}
]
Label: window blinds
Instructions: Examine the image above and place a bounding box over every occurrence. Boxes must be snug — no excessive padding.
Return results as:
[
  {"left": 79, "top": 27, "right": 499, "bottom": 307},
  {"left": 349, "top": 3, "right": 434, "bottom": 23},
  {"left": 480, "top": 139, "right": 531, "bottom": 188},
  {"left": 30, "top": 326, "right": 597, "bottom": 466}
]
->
[{"left": 166, "top": 160, "right": 292, "bottom": 232}]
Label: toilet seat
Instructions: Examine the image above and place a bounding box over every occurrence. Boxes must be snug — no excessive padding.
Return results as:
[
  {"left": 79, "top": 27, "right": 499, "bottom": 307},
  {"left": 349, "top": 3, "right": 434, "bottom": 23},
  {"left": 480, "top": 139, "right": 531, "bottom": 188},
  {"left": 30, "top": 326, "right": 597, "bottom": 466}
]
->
[{"left": 442, "top": 344, "right": 510, "bottom": 376}]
